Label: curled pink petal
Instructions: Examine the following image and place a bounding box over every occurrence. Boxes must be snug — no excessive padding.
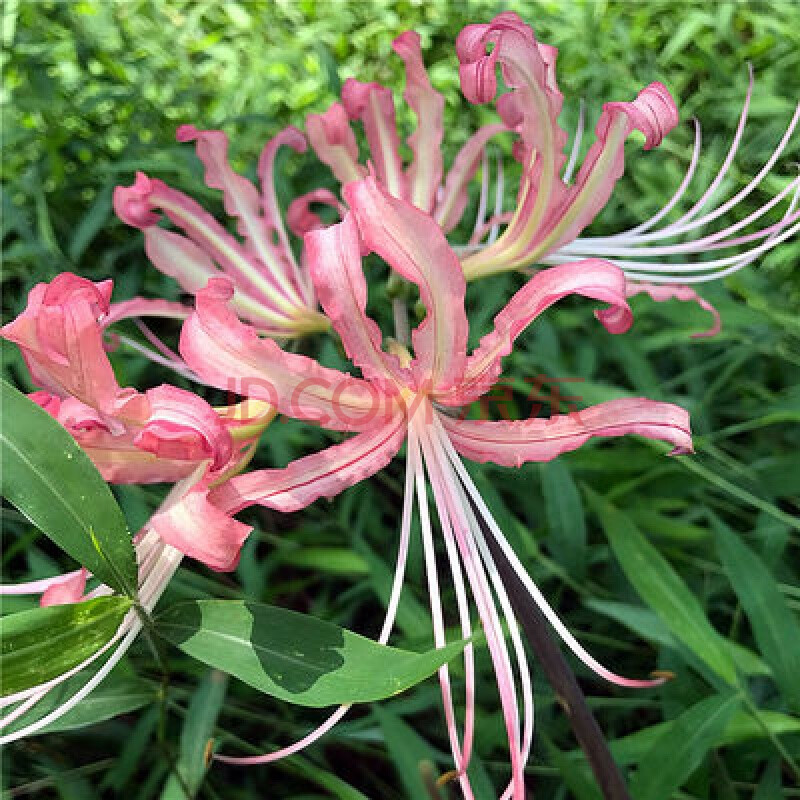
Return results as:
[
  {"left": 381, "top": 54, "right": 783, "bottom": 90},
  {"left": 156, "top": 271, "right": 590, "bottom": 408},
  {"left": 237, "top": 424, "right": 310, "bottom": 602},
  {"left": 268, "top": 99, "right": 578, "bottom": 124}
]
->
[
  {"left": 136, "top": 385, "right": 233, "bottom": 470},
  {"left": 39, "top": 569, "right": 89, "bottom": 607},
  {"left": 113, "top": 172, "right": 160, "bottom": 228},
  {"left": 210, "top": 418, "right": 407, "bottom": 514},
  {"left": 287, "top": 189, "right": 345, "bottom": 236},
  {"left": 438, "top": 260, "right": 631, "bottom": 407},
  {"left": 392, "top": 31, "right": 445, "bottom": 213},
  {"left": 306, "top": 102, "right": 366, "bottom": 185},
  {"left": 342, "top": 79, "right": 408, "bottom": 201},
  {"left": 181, "top": 278, "right": 393, "bottom": 431},
  {"left": 550, "top": 83, "right": 681, "bottom": 251},
  {"left": 344, "top": 178, "right": 468, "bottom": 393},
  {"left": 458, "top": 14, "right": 679, "bottom": 279},
  {"left": 2, "top": 274, "right": 125, "bottom": 414},
  {"left": 626, "top": 282, "right": 721, "bottom": 338},
  {"left": 441, "top": 397, "right": 693, "bottom": 466},
  {"left": 150, "top": 484, "right": 252, "bottom": 572},
  {"left": 305, "top": 212, "right": 407, "bottom": 388}
]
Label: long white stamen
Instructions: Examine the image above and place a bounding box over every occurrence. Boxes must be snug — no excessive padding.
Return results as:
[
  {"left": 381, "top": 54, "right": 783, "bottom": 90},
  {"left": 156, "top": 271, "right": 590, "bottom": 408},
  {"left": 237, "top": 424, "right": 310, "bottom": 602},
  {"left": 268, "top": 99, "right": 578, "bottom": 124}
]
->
[
  {"left": 488, "top": 154, "right": 505, "bottom": 245},
  {"left": 116, "top": 334, "right": 201, "bottom": 383},
  {"left": 616, "top": 117, "right": 703, "bottom": 237},
  {"left": 443, "top": 442, "right": 535, "bottom": 800},
  {"left": 434, "top": 417, "right": 663, "bottom": 689},
  {"left": 216, "top": 431, "right": 420, "bottom": 766},
  {"left": 420, "top": 423, "right": 526, "bottom": 799},
  {"left": 414, "top": 427, "right": 471, "bottom": 783}
]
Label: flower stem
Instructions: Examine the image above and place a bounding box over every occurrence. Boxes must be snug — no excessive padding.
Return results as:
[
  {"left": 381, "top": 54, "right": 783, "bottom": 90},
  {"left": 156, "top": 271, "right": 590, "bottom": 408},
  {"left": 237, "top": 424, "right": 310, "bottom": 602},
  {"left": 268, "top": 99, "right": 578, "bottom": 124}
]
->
[{"left": 475, "top": 499, "right": 631, "bottom": 800}]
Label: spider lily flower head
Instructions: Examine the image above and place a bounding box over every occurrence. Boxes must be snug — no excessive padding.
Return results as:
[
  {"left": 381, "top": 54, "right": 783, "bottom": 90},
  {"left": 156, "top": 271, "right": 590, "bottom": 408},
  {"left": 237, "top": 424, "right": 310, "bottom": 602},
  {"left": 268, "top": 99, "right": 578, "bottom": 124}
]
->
[
  {"left": 299, "top": 29, "right": 506, "bottom": 236},
  {"left": 1, "top": 272, "right": 276, "bottom": 569},
  {"left": 114, "top": 125, "right": 329, "bottom": 338},
  {"left": 160, "top": 177, "right": 692, "bottom": 796},
  {"left": 541, "top": 67, "right": 800, "bottom": 338},
  {"left": 1, "top": 276, "right": 279, "bottom": 745},
  {"left": 0, "top": 475, "right": 195, "bottom": 745},
  {"left": 299, "top": 13, "right": 799, "bottom": 337}
]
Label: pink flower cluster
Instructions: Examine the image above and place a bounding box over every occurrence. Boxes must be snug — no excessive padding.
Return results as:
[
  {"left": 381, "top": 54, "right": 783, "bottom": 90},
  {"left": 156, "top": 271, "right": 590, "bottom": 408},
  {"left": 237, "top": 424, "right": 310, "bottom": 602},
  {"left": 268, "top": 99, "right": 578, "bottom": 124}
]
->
[{"left": 3, "top": 11, "right": 797, "bottom": 797}]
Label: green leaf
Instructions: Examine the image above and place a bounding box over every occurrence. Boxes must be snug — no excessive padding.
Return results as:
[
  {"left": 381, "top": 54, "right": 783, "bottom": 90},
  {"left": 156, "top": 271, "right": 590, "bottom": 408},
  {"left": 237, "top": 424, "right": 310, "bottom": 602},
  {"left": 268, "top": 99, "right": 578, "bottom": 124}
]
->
[
  {"left": 0, "top": 380, "right": 137, "bottom": 597},
  {"left": 610, "top": 707, "right": 800, "bottom": 766},
  {"left": 629, "top": 692, "right": 740, "bottom": 800},
  {"left": 586, "top": 599, "right": 771, "bottom": 676},
  {"left": 155, "top": 600, "right": 467, "bottom": 708},
  {"left": 280, "top": 546, "right": 369, "bottom": 576},
  {"left": 587, "top": 490, "right": 737, "bottom": 685},
  {"left": 0, "top": 596, "right": 132, "bottom": 696},
  {"left": 38, "top": 675, "right": 155, "bottom": 734},
  {"left": 540, "top": 460, "right": 587, "bottom": 578},
  {"left": 713, "top": 517, "right": 800, "bottom": 710},
  {"left": 161, "top": 670, "right": 228, "bottom": 800},
  {"left": 1, "top": 663, "right": 155, "bottom": 738},
  {"left": 374, "top": 707, "right": 435, "bottom": 800}
]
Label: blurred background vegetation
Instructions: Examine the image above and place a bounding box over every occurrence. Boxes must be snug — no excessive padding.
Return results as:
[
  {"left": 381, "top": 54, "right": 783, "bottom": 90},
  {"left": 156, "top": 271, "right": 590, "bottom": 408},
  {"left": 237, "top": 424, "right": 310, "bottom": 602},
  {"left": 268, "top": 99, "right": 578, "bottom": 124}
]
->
[{"left": 2, "top": 1, "right": 799, "bottom": 798}]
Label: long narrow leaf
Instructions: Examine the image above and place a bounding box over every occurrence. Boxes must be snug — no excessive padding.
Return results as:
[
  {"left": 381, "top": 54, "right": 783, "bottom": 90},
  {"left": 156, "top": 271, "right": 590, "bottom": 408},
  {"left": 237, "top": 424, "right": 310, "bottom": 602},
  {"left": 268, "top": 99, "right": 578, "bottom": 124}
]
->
[
  {"left": 0, "top": 596, "right": 132, "bottom": 696},
  {"left": 0, "top": 380, "right": 137, "bottom": 596},
  {"left": 588, "top": 490, "right": 737, "bottom": 685},
  {"left": 713, "top": 516, "right": 800, "bottom": 710},
  {"left": 628, "top": 692, "right": 741, "bottom": 800}
]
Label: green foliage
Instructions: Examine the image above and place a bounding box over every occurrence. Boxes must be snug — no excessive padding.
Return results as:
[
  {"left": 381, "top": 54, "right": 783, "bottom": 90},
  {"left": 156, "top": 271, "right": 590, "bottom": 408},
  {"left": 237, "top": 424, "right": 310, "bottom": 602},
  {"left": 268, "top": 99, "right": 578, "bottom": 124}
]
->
[
  {"left": 0, "top": 596, "right": 132, "bottom": 696},
  {"left": 155, "top": 599, "right": 468, "bottom": 707},
  {"left": 0, "top": 380, "right": 137, "bottom": 597},
  {"left": 2, "top": 1, "right": 799, "bottom": 798}
]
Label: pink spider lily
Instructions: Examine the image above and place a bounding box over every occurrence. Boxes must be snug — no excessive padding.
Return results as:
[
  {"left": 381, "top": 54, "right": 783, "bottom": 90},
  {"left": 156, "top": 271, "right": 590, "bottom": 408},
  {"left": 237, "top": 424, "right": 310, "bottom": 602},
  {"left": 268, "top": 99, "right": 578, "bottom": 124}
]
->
[
  {"left": 1, "top": 276, "right": 277, "bottom": 743},
  {"left": 1, "top": 272, "right": 278, "bottom": 568},
  {"left": 298, "top": 13, "right": 799, "bottom": 336},
  {"left": 156, "top": 176, "right": 692, "bottom": 798},
  {"left": 114, "top": 125, "right": 329, "bottom": 339}
]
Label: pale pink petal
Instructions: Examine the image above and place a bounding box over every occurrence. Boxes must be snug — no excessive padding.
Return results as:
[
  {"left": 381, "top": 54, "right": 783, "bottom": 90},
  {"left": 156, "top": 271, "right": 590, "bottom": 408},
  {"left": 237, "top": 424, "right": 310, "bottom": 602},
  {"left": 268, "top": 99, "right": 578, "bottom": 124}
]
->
[
  {"left": 39, "top": 569, "right": 89, "bottom": 607},
  {"left": 306, "top": 103, "right": 366, "bottom": 185},
  {"left": 150, "top": 484, "right": 252, "bottom": 572},
  {"left": 181, "top": 278, "right": 396, "bottom": 431},
  {"left": 305, "top": 212, "right": 407, "bottom": 388},
  {"left": 441, "top": 398, "right": 692, "bottom": 466},
  {"left": 437, "top": 260, "right": 631, "bottom": 407},
  {"left": 626, "top": 282, "right": 721, "bottom": 338},
  {"left": 256, "top": 126, "right": 308, "bottom": 262},
  {"left": 344, "top": 178, "right": 468, "bottom": 393},
  {"left": 113, "top": 171, "right": 160, "bottom": 227},
  {"left": 435, "top": 123, "right": 507, "bottom": 233},
  {"left": 135, "top": 385, "right": 233, "bottom": 470},
  {"left": 55, "top": 396, "right": 222, "bottom": 484},
  {"left": 392, "top": 31, "right": 444, "bottom": 213},
  {"left": 342, "top": 79, "right": 408, "bottom": 201},
  {"left": 209, "top": 418, "right": 407, "bottom": 514},
  {"left": 551, "top": 82, "right": 679, "bottom": 250},
  {"left": 2, "top": 275, "right": 124, "bottom": 415},
  {"left": 177, "top": 125, "right": 307, "bottom": 300},
  {"left": 114, "top": 173, "right": 300, "bottom": 318},
  {"left": 457, "top": 13, "right": 566, "bottom": 169},
  {"left": 287, "top": 189, "right": 345, "bottom": 236}
]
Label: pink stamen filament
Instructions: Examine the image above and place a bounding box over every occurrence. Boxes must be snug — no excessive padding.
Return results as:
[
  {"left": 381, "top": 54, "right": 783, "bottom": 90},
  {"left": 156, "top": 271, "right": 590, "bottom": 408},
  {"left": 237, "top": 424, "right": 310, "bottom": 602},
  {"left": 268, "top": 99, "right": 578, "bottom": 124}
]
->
[{"left": 433, "top": 414, "right": 664, "bottom": 690}]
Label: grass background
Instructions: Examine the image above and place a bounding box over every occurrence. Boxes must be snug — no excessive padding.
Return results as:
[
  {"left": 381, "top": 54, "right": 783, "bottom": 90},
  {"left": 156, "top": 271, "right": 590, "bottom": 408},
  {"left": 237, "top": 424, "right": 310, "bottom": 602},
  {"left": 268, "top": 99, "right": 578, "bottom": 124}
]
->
[{"left": 2, "top": 1, "right": 799, "bottom": 798}]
